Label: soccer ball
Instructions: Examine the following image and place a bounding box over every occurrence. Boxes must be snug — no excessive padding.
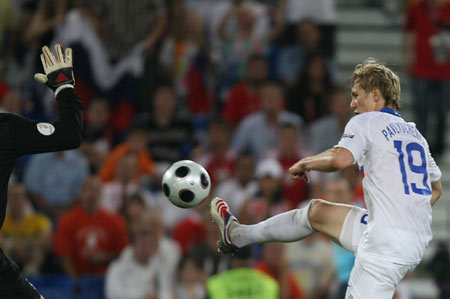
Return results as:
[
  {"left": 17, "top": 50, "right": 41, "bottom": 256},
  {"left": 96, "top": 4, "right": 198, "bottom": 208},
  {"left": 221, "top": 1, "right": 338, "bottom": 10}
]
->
[{"left": 162, "top": 160, "right": 211, "bottom": 208}]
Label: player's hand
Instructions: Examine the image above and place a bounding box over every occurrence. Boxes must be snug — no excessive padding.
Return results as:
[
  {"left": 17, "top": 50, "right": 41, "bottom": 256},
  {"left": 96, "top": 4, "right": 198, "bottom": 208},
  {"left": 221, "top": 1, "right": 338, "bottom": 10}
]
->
[
  {"left": 34, "top": 44, "right": 75, "bottom": 96},
  {"left": 289, "top": 160, "right": 310, "bottom": 183}
]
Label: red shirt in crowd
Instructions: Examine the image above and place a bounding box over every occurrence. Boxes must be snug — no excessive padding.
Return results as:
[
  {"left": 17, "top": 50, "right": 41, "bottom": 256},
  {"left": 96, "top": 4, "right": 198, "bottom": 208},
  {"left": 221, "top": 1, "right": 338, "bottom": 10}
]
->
[
  {"left": 404, "top": 0, "right": 450, "bottom": 79},
  {"left": 172, "top": 215, "right": 207, "bottom": 255},
  {"left": 200, "top": 151, "right": 235, "bottom": 186},
  {"left": 279, "top": 156, "right": 309, "bottom": 209},
  {"left": 222, "top": 83, "right": 261, "bottom": 126},
  {"left": 54, "top": 206, "right": 128, "bottom": 275}
]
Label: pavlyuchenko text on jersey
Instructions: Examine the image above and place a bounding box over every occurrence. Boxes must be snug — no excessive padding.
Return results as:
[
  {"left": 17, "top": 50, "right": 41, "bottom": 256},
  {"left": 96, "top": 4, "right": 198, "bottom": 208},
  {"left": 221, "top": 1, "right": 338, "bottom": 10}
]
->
[{"left": 382, "top": 122, "right": 421, "bottom": 142}]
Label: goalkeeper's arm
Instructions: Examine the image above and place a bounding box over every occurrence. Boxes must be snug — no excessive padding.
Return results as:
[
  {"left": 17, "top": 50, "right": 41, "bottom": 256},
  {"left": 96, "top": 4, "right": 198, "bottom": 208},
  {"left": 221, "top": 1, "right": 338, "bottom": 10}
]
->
[{"left": 7, "top": 44, "right": 83, "bottom": 156}]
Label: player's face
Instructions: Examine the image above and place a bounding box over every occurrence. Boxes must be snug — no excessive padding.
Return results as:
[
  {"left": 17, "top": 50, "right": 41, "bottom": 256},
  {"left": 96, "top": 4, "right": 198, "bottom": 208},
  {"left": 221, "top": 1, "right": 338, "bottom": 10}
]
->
[{"left": 350, "top": 83, "right": 377, "bottom": 114}]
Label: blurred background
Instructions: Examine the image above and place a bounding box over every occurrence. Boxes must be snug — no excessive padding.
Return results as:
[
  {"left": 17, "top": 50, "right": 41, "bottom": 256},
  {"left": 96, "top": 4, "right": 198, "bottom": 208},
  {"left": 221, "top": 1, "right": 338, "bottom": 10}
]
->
[{"left": 0, "top": 0, "right": 449, "bottom": 298}]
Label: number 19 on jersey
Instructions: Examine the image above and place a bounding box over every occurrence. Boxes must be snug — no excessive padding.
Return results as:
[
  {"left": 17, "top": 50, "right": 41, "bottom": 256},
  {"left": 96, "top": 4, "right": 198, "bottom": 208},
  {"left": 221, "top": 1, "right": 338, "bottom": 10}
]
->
[{"left": 394, "top": 140, "right": 432, "bottom": 196}]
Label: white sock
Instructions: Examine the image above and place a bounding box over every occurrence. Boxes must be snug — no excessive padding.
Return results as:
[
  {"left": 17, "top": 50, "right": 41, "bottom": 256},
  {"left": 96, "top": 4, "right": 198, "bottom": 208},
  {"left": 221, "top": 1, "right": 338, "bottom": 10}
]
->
[{"left": 230, "top": 201, "right": 315, "bottom": 248}]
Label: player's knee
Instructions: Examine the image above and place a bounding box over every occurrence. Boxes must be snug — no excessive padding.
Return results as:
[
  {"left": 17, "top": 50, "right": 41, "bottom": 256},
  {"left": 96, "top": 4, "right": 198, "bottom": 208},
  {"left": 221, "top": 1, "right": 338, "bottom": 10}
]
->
[{"left": 308, "top": 198, "right": 329, "bottom": 230}]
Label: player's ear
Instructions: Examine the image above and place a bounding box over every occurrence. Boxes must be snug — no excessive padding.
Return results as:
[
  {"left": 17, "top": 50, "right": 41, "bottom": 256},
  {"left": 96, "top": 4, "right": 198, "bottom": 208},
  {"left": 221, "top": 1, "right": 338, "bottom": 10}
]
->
[{"left": 372, "top": 88, "right": 382, "bottom": 103}]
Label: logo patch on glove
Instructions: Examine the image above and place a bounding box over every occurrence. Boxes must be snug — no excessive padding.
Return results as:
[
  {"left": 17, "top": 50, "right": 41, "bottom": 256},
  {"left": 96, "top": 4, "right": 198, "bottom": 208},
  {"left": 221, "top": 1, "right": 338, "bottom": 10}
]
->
[
  {"left": 36, "top": 122, "right": 55, "bottom": 136},
  {"left": 56, "top": 72, "right": 69, "bottom": 83}
]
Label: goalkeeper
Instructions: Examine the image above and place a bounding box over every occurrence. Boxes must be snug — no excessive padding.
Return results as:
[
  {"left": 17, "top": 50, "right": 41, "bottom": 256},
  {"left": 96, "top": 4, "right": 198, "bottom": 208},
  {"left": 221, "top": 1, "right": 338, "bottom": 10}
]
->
[{"left": 0, "top": 44, "right": 82, "bottom": 298}]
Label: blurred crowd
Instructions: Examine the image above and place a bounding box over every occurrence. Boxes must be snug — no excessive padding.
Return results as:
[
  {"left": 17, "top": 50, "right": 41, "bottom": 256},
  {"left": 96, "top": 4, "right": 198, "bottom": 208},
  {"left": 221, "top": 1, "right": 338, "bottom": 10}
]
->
[{"left": 0, "top": 0, "right": 449, "bottom": 298}]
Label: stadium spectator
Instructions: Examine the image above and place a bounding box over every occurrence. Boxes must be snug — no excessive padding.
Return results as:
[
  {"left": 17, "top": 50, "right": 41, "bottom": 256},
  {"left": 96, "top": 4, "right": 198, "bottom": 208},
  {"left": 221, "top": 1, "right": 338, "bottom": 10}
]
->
[
  {"left": 173, "top": 255, "right": 207, "bottom": 299},
  {"left": 214, "top": 153, "right": 258, "bottom": 216},
  {"left": 285, "top": 0, "right": 336, "bottom": 27},
  {"left": 22, "top": 0, "right": 70, "bottom": 74},
  {"left": 159, "top": 8, "right": 212, "bottom": 115},
  {"left": 24, "top": 150, "right": 89, "bottom": 219},
  {"left": 80, "top": 97, "right": 113, "bottom": 173},
  {"left": 404, "top": 0, "right": 450, "bottom": 157},
  {"left": 88, "top": 0, "right": 168, "bottom": 112},
  {"left": 265, "top": 123, "right": 310, "bottom": 209},
  {"left": 217, "top": 2, "right": 283, "bottom": 89},
  {"left": 53, "top": 5, "right": 149, "bottom": 119},
  {"left": 277, "top": 19, "right": 332, "bottom": 86},
  {"left": 54, "top": 176, "right": 128, "bottom": 280},
  {"left": 222, "top": 55, "right": 269, "bottom": 126},
  {"left": 207, "top": 246, "right": 279, "bottom": 299},
  {"left": 283, "top": 0, "right": 336, "bottom": 56},
  {"left": 121, "top": 193, "right": 147, "bottom": 234},
  {"left": 105, "top": 211, "right": 179, "bottom": 299},
  {"left": 101, "top": 152, "right": 152, "bottom": 212},
  {"left": 0, "top": 0, "right": 16, "bottom": 60},
  {"left": 231, "top": 83, "right": 303, "bottom": 161},
  {"left": 308, "top": 88, "right": 352, "bottom": 154},
  {"left": 324, "top": 178, "right": 356, "bottom": 299},
  {"left": 240, "top": 159, "right": 288, "bottom": 225},
  {"left": 138, "top": 86, "right": 195, "bottom": 172},
  {"left": 0, "top": 184, "right": 52, "bottom": 276},
  {"left": 90, "top": 0, "right": 167, "bottom": 61},
  {"left": 100, "top": 154, "right": 129, "bottom": 201},
  {"left": 188, "top": 215, "right": 231, "bottom": 277},
  {"left": 98, "top": 125, "right": 154, "bottom": 183},
  {"left": 144, "top": 211, "right": 181, "bottom": 287},
  {"left": 287, "top": 55, "right": 334, "bottom": 124},
  {"left": 0, "top": 82, "right": 25, "bottom": 119},
  {"left": 184, "top": 0, "right": 231, "bottom": 18},
  {"left": 172, "top": 201, "right": 208, "bottom": 255},
  {"left": 101, "top": 152, "right": 155, "bottom": 215},
  {"left": 255, "top": 242, "right": 305, "bottom": 299},
  {"left": 0, "top": 88, "right": 23, "bottom": 114},
  {"left": 196, "top": 119, "right": 234, "bottom": 186},
  {"left": 151, "top": 190, "right": 192, "bottom": 230},
  {"left": 340, "top": 165, "right": 365, "bottom": 208},
  {"left": 22, "top": 0, "right": 69, "bottom": 46},
  {"left": 285, "top": 224, "right": 334, "bottom": 298}
]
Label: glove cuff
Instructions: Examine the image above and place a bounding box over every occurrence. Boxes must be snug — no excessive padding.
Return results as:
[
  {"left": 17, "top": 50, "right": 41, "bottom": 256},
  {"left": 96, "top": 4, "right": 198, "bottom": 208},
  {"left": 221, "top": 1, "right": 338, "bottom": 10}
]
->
[{"left": 55, "top": 84, "right": 74, "bottom": 97}]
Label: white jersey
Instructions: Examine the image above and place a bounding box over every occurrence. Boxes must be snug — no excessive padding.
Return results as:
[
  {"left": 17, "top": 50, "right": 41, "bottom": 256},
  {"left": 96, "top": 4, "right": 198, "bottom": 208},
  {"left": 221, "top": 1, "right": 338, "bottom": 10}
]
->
[{"left": 336, "top": 108, "right": 441, "bottom": 265}]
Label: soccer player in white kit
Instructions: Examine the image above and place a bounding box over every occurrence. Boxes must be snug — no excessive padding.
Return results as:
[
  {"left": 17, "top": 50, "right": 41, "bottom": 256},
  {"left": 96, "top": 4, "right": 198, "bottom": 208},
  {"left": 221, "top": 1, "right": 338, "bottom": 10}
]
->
[{"left": 210, "top": 58, "right": 443, "bottom": 298}]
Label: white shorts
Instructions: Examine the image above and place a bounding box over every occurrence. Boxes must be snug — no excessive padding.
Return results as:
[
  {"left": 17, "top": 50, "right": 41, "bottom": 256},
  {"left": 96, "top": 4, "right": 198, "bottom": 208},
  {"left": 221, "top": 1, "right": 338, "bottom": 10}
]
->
[{"left": 339, "top": 207, "right": 418, "bottom": 299}]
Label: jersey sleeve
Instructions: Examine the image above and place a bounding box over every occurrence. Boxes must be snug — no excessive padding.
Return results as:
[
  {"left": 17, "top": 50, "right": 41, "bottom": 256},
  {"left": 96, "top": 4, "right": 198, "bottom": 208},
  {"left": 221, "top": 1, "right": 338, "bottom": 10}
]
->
[
  {"left": 428, "top": 153, "right": 442, "bottom": 182},
  {"left": 7, "top": 88, "right": 83, "bottom": 157},
  {"left": 335, "top": 116, "right": 369, "bottom": 164}
]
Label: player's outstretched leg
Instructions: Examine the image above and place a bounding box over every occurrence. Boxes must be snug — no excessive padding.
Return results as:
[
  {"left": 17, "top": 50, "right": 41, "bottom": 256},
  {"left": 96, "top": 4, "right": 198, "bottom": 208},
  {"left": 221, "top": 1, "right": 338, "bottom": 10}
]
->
[
  {"left": 210, "top": 197, "right": 320, "bottom": 253},
  {"left": 211, "top": 197, "right": 358, "bottom": 254}
]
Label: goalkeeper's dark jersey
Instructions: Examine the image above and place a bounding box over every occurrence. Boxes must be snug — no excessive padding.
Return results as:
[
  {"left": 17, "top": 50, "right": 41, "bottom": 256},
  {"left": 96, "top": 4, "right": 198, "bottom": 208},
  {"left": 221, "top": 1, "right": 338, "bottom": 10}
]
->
[{"left": 0, "top": 88, "right": 82, "bottom": 228}]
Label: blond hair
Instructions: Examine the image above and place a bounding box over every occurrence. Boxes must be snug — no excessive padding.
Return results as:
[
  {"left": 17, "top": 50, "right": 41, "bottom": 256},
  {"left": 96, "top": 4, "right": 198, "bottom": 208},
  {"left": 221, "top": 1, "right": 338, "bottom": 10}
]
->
[{"left": 348, "top": 58, "right": 401, "bottom": 110}]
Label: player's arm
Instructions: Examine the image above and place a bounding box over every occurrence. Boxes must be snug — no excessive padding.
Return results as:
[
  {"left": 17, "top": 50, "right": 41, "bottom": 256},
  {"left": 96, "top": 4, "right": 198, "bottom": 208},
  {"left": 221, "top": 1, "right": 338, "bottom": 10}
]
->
[
  {"left": 8, "top": 44, "right": 82, "bottom": 156},
  {"left": 290, "top": 116, "right": 366, "bottom": 182},
  {"left": 289, "top": 147, "right": 354, "bottom": 182},
  {"left": 430, "top": 180, "right": 443, "bottom": 206}
]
